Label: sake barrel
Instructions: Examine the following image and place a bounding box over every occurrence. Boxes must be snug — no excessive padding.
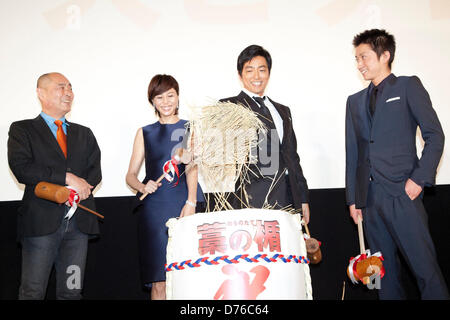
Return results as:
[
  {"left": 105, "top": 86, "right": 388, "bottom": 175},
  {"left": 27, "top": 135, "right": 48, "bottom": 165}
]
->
[{"left": 165, "top": 208, "right": 312, "bottom": 300}]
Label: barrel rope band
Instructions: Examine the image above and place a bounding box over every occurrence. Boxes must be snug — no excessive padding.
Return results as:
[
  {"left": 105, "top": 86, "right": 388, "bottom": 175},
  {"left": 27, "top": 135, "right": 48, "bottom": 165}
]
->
[{"left": 166, "top": 253, "right": 310, "bottom": 272}]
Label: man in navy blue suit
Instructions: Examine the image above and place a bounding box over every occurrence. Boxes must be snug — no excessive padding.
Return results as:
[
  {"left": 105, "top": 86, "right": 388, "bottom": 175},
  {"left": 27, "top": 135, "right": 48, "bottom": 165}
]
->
[{"left": 345, "top": 29, "right": 449, "bottom": 299}]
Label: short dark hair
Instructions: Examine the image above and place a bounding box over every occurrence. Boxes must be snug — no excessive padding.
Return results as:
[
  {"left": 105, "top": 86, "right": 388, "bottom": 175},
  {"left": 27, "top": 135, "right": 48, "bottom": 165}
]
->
[
  {"left": 147, "top": 74, "right": 179, "bottom": 117},
  {"left": 353, "top": 29, "right": 396, "bottom": 69},
  {"left": 237, "top": 45, "right": 272, "bottom": 76}
]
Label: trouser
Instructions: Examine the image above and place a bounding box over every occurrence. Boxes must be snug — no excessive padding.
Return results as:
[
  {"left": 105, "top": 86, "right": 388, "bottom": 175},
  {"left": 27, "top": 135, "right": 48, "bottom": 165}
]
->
[
  {"left": 362, "top": 180, "right": 449, "bottom": 300},
  {"left": 18, "top": 217, "right": 88, "bottom": 300},
  {"left": 245, "top": 171, "right": 294, "bottom": 209}
]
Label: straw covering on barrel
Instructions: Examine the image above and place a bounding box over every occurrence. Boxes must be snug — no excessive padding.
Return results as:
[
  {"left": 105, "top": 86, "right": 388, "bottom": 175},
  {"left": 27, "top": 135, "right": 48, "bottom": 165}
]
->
[{"left": 188, "top": 101, "right": 266, "bottom": 211}]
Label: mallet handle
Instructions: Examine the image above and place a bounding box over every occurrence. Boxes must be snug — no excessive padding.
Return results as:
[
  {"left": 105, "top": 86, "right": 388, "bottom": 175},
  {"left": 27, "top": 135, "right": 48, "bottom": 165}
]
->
[
  {"left": 139, "top": 173, "right": 165, "bottom": 201},
  {"left": 78, "top": 204, "right": 104, "bottom": 219},
  {"left": 303, "top": 220, "right": 311, "bottom": 237},
  {"left": 357, "top": 217, "right": 366, "bottom": 254},
  {"left": 139, "top": 148, "right": 184, "bottom": 201}
]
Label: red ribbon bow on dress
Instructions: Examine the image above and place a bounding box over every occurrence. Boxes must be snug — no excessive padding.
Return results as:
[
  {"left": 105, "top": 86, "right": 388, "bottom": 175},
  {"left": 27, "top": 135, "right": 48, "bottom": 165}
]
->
[{"left": 163, "top": 155, "right": 181, "bottom": 186}]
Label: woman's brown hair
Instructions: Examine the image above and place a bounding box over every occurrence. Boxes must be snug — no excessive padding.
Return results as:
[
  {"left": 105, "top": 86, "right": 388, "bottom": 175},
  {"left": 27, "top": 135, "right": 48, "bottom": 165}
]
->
[{"left": 147, "top": 74, "right": 179, "bottom": 117}]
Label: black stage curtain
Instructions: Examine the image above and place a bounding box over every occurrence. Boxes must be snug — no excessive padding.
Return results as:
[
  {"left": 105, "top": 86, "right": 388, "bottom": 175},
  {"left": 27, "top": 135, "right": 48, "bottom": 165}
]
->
[{"left": 1, "top": 186, "right": 449, "bottom": 300}]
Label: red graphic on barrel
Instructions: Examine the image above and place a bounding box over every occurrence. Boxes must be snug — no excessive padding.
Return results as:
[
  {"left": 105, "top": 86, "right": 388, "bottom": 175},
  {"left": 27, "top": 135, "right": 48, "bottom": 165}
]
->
[
  {"left": 197, "top": 220, "right": 281, "bottom": 255},
  {"left": 214, "top": 265, "right": 270, "bottom": 300}
]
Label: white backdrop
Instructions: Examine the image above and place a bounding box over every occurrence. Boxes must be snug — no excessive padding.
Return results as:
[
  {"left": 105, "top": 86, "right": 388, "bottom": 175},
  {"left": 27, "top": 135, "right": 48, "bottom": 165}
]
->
[{"left": 1, "top": 0, "right": 450, "bottom": 201}]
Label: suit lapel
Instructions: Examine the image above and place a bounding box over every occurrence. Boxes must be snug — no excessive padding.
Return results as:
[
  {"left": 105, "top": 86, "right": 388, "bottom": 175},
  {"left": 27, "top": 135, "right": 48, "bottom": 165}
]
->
[
  {"left": 237, "top": 91, "right": 283, "bottom": 144},
  {"left": 237, "top": 91, "right": 260, "bottom": 112},
  {"left": 267, "top": 97, "right": 288, "bottom": 145},
  {"left": 372, "top": 74, "right": 397, "bottom": 129},
  {"left": 66, "top": 120, "right": 74, "bottom": 160},
  {"left": 363, "top": 87, "right": 372, "bottom": 123},
  {"left": 361, "top": 89, "right": 370, "bottom": 121},
  {"left": 34, "top": 115, "right": 66, "bottom": 160},
  {"left": 353, "top": 88, "right": 372, "bottom": 139}
]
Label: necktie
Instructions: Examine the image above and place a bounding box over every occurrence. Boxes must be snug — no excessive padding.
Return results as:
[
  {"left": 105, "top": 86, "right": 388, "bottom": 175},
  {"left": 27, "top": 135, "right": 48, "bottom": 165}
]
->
[
  {"left": 54, "top": 120, "right": 67, "bottom": 158},
  {"left": 369, "top": 86, "right": 378, "bottom": 117},
  {"left": 252, "top": 96, "right": 281, "bottom": 177},
  {"left": 253, "top": 96, "right": 274, "bottom": 126}
]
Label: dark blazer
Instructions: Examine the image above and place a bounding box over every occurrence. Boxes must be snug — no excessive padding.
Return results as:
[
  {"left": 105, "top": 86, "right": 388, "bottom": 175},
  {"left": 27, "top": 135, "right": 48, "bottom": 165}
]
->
[
  {"left": 221, "top": 91, "right": 309, "bottom": 209},
  {"left": 8, "top": 115, "right": 102, "bottom": 238},
  {"left": 345, "top": 75, "right": 444, "bottom": 208}
]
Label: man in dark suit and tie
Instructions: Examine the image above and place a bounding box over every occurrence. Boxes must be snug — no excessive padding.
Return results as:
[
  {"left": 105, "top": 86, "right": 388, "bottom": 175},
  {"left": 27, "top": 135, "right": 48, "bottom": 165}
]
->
[
  {"left": 221, "top": 45, "right": 310, "bottom": 223},
  {"left": 8, "top": 72, "right": 102, "bottom": 299},
  {"left": 345, "top": 29, "right": 449, "bottom": 299}
]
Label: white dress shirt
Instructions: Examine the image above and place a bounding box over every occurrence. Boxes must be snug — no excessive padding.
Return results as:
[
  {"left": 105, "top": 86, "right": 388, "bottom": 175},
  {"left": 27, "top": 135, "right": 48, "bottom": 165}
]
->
[{"left": 242, "top": 88, "right": 284, "bottom": 142}]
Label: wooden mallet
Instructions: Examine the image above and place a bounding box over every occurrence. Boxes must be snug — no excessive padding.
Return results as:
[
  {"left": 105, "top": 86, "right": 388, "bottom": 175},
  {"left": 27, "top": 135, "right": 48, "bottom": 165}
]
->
[
  {"left": 303, "top": 221, "right": 322, "bottom": 264},
  {"left": 139, "top": 148, "right": 191, "bottom": 201},
  {"left": 347, "top": 217, "right": 383, "bottom": 285},
  {"left": 34, "top": 181, "right": 104, "bottom": 219}
]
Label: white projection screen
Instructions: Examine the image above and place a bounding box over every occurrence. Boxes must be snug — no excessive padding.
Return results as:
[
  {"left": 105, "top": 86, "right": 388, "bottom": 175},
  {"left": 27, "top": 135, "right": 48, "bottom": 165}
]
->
[{"left": 1, "top": 0, "right": 450, "bottom": 201}]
